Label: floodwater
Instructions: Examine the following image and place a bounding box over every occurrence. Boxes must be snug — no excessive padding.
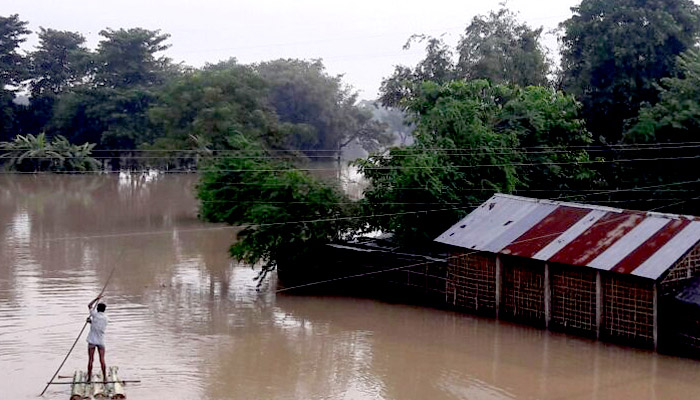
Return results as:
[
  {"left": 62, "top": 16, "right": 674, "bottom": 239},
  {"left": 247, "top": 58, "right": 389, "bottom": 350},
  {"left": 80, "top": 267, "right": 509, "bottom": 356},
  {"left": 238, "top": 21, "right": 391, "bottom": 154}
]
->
[{"left": 2, "top": 174, "right": 700, "bottom": 400}]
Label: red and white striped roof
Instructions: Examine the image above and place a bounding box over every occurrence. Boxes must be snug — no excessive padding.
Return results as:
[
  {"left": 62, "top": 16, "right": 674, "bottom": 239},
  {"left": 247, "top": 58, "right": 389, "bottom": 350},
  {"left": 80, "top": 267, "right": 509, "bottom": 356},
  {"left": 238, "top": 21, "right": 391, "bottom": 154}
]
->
[{"left": 435, "top": 194, "right": 700, "bottom": 280}]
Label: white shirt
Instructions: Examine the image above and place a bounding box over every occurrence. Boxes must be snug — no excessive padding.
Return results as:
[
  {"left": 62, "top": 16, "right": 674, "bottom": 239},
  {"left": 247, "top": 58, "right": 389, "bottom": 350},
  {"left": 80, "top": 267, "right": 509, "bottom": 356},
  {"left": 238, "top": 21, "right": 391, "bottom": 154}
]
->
[{"left": 86, "top": 308, "right": 108, "bottom": 347}]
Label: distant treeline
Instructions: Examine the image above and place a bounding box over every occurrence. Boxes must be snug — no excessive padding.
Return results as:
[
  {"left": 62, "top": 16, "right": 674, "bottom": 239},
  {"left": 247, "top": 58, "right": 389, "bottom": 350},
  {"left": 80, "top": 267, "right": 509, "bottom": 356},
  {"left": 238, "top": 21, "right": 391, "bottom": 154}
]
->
[
  {"left": 3, "top": 1, "right": 700, "bottom": 278},
  {"left": 0, "top": 18, "right": 398, "bottom": 171}
]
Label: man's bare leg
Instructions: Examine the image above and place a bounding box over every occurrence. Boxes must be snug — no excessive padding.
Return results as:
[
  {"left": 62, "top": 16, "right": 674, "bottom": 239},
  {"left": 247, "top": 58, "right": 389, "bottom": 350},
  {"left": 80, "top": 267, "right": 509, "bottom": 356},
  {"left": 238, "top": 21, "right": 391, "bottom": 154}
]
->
[
  {"left": 98, "top": 346, "right": 107, "bottom": 384},
  {"left": 87, "top": 345, "right": 95, "bottom": 383}
]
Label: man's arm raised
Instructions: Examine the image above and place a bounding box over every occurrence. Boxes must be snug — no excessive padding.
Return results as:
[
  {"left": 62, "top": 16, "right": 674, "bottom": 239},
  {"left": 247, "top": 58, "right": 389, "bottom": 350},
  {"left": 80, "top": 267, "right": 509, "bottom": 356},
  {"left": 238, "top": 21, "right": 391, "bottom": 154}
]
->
[{"left": 87, "top": 294, "right": 103, "bottom": 310}]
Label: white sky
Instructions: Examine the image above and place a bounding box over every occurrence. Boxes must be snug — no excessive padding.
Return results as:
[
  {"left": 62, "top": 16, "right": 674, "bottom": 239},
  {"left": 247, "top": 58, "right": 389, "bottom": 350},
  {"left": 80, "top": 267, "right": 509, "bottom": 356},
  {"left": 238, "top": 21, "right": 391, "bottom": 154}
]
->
[{"left": 4, "top": 0, "right": 581, "bottom": 99}]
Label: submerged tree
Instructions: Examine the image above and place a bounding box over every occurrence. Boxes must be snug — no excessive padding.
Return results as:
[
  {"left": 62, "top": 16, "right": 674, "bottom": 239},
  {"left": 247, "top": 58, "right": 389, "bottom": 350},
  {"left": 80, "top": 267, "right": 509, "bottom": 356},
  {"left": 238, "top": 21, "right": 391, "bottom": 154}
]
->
[{"left": 197, "top": 134, "right": 358, "bottom": 281}]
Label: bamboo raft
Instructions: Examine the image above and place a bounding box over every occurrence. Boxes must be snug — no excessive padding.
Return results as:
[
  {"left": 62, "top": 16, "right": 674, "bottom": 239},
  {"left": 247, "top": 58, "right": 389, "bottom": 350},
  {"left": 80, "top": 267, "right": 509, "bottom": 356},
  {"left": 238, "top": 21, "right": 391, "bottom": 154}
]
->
[{"left": 68, "top": 366, "right": 128, "bottom": 400}]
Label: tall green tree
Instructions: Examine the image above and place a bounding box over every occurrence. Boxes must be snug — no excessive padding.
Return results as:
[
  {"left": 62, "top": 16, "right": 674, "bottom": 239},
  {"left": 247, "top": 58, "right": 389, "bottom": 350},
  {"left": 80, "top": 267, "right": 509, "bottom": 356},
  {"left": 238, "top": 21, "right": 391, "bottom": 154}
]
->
[
  {"left": 93, "top": 28, "right": 173, "bottom": 88},
  {"left": 559, "top": 0, "right": 700, "bottom": 143},
  {"left": 0, "top": 14, "right": 30, "bottom": 141},
  {"left": 457, "top": 8, "right": 549, "bottom": 86},
  {"left": 380, "top": 7, "right": 549, "bottom": 109},
  {"left": 148, "top": 61, "right": 276, "bottom": 153},
  {"left": 379, "top": 36, "right": 454, "bottom": 109},
  {"left": 49, "top": 28, "right": 177, "bottom": 155},
  {"left": 360, "top": 80, "right": 595, "bottom": 243},
  {"left": 30, "top": 28, "right": 90, "bottom": 97},
  {"left": 26, "top": 28, "right": 91, "bottom": 133},
  {"left": 256, "top": 59, "right": 390, "bottom": 154}
]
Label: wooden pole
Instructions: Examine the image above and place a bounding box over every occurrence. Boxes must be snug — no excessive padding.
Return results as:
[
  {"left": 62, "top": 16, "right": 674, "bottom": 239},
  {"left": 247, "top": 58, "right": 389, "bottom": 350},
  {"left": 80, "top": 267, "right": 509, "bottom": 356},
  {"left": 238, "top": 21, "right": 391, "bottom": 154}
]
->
[
  {"left": 653, "top": 283, "right": 659, "bottom": 350},
  {"left": 48, "top": 380, "right": 141, "bottom": 385},
  {"left": 596, "top": 271, "right": 602, "bottom": 339},
  {"left": 544, "top": 263, "right": 551, "bottom": 329},
  {"left": 496, "top": 255, "right": 502, "bottom": 319}
]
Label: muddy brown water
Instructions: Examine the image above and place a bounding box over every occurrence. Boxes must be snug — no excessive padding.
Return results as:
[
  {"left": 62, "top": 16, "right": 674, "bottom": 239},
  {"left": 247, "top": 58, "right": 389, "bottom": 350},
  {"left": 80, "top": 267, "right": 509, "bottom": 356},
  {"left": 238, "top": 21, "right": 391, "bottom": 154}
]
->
[{"left": 2, "top": 174, "right": 700, "bottom": 400}]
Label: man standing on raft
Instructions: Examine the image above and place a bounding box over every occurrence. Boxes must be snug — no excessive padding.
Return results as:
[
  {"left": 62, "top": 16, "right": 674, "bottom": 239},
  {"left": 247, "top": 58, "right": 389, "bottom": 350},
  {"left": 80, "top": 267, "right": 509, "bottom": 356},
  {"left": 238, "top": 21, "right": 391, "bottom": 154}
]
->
[{"left": 86, "top": 294, "right": 108, "bottom": 383}]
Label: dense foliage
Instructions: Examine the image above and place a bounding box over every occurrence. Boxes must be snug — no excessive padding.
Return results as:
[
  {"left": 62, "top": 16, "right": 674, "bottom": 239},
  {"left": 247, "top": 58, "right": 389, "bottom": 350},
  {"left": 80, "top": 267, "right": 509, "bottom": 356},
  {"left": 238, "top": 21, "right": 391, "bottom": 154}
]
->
[
  {"left": 359, "top": 80, "right": 596, "bottom": 242},
  {"left": 3, "top": 2, "right": 700, "bottom": 275},
  {"left": 0, "top": 133, "right": 99, "bottom": 172},
  {"left": 559, "top": 0, "right": 700, "bottom": 143},
  {"left": 197, "top": 135, "right": 359, "bottom": 279},
  {"left": 0, "top": 14, "right": 30, "bottom": 141},
  {"left": 380, "top": 7, "right": 549, "bottom": 108}
]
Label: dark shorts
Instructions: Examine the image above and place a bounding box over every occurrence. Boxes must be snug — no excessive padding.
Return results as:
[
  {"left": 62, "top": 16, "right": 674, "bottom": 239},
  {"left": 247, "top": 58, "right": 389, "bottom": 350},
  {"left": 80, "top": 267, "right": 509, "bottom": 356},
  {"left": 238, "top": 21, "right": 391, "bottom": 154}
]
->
[{"left": 88, "top": 343, "right": 105, "bottom": 350}]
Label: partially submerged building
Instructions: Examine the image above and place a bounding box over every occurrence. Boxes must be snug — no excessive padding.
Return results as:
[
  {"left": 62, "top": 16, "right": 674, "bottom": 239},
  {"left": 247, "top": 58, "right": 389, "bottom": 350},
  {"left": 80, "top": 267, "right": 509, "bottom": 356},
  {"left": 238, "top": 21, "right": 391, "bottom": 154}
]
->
[{"left": 435, "top": 194, "right": 700, "bottom": 350}]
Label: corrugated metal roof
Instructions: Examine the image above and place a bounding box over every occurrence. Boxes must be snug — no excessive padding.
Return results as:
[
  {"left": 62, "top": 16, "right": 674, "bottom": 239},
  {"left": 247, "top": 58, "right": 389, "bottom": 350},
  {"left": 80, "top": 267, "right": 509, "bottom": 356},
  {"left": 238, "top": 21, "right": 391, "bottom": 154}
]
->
[{"left": 435, "top": 194, "right": 700, "bottom": 280}]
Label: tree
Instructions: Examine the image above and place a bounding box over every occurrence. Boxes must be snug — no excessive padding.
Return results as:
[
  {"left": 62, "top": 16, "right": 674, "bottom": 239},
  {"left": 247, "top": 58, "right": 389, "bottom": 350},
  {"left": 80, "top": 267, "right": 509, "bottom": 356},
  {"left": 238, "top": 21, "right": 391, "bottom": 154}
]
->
[
  {"left": 359, "top": 80, "right": 596, "bottom": 243},
  {"left": 457, "top": 8, "right": 549, "bottom": 87},
  {"left": 94, "top": 28, "right": 173, "bottom": 88},
  {"left": 559, "top": 0, "right": 700, "bottom": 143},
  {"left": 197, "top": 134, "right": 358, "bottom": 281},
  {"left": 148, "top": 61, "right": 276, "bottom": 153},
  {"left": 0, "top": 14, "right": 30, "bottom": 141},
  {"left": 256, "top": 59, "right": 391, "bottom": 154},
  {"left": 621, "top": 49, "right": 700, "bottom": 213},
  {"left": 379, "top": 36, "right": 454, "bottom": 109},
  {"left": 48, "top": 28, "right": 179, "bottom": 157},
  {"left": 359, "top": 100, "right": 415, "bottom": 147},
  {"left": 26, "top": 28, "right": 91, "bottom": 133},
  {"left": 379, "top": 7, "right": 549, "bottom": 108},
  {"left": 29, "top": 28, "right": 91, "bottom": 97},
  {"left": 51, "top": 86, "right": 156, "bottom": 151}
]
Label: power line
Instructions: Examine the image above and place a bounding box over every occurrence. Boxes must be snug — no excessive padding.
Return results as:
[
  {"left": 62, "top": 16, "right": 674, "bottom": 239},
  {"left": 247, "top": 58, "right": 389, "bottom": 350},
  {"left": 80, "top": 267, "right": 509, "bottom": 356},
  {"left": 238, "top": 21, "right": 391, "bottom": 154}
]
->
[
  {"left": 67, "top": 140, "right": 700, "bottom": 153},
  {"left": 3, "top": 154, "right": 700, "bottom": 174},
  {"left": 11, "top": 142, "right": 700, "bottom": 160},
  {"left": 274, "top": 195, "right": 700, "bottom": 294},
  {"left": 38, "top": 206, "right": 473, "bottom": 243}
]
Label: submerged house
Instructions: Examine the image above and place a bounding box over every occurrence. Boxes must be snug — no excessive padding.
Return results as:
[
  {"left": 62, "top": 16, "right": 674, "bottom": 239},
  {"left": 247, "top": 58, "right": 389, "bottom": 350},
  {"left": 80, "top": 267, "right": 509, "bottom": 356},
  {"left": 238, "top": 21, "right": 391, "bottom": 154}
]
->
[{"left": 435, "top": 194, "right": 700, "bottom": 351}]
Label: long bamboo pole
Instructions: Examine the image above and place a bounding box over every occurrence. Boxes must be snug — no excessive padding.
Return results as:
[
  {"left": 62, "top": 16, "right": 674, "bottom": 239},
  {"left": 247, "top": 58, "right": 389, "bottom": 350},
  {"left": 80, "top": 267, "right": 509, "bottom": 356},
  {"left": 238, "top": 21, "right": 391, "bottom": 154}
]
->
[
  {"left": 47, "top": 380, "right": 141, "bottom": 385},
  {"left": 39, "top": 264, "right": 117, "bottom": 396}
]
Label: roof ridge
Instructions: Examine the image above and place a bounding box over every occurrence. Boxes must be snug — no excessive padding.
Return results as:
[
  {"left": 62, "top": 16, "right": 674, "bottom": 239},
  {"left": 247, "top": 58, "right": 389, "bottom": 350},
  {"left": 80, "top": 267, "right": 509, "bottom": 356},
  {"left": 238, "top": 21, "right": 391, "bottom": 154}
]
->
[{"left": 491, "top": 193, "right": 697, "bottom": 221}]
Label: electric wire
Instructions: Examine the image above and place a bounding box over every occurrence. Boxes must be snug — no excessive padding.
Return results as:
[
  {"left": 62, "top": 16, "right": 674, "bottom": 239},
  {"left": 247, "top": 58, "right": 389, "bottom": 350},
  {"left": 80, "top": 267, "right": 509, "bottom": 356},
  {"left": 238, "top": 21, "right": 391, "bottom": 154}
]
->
[
  {"left": 12, "top": 142, "right": 700, "bottom": 159},
  {"left": 14, "top": 183, "right": 699, "bottom": 335},
  {"left": 71, "top": 140, "right": 700, "bottom": 152},
  {"left": 3, "top": 153, "right": 700, "bottom": 174},
  {"left": 273, "top": 195, "right": 699, "bottom": 294}
]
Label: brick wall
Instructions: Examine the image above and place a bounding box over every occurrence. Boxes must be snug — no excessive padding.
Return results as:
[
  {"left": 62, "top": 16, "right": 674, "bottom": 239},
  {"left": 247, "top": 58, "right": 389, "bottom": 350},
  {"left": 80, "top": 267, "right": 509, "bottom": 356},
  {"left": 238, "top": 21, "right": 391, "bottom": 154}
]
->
[{"left": 447, "top": 252, "right": 497, "bottom": 315}]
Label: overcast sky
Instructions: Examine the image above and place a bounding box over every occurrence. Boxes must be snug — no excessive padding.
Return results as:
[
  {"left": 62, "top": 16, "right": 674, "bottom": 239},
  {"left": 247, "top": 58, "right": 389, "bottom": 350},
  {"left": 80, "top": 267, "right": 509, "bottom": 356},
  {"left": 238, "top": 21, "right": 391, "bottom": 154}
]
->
[{"left": 4, "top": 0, "right": 582, "bottom": 99}]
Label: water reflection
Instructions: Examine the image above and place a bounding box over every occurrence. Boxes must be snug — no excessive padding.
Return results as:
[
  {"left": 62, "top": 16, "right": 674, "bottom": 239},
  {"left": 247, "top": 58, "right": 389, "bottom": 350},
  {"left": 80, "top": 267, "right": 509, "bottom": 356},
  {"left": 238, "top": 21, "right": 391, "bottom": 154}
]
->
[{"left": 2, "top": 174, "right": 700, "bottom": 400}]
